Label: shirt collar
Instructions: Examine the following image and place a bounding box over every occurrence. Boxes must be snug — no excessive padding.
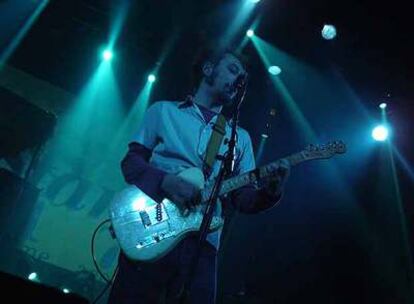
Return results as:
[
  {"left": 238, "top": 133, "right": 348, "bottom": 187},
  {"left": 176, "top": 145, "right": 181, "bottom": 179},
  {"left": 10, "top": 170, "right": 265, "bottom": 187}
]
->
[
  {"left": 178, "top": 94, "right": 196, "bottom": 109},
  {"left": 178, "top": 95, "right": 234, "bottom": 124}
]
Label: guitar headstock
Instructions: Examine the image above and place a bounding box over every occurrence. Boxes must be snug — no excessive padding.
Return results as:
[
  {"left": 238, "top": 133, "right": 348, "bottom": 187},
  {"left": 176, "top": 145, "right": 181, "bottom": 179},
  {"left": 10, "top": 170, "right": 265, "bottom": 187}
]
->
[{"left": 303, "top": 140, "right": 346, "bottom": 160}]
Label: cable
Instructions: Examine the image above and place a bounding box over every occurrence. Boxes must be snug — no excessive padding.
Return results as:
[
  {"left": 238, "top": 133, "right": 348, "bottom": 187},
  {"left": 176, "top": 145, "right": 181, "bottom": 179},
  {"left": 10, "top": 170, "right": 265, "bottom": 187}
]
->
[
  {"left": 90, "top": 218, "right": 119, "bottom": 303},
  {"left": 91, "top": 219, "right": 112, "bottom": 282},
  {"left": 91, "top": 265, "right": 119, "bottom": 304}
]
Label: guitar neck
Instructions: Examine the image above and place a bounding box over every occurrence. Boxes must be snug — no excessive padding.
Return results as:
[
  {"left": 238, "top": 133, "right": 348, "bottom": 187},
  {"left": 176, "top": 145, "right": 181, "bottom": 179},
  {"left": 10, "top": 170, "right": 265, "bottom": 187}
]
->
[{"left": 219, "top": 151, "right": 306, "bottom": 195}]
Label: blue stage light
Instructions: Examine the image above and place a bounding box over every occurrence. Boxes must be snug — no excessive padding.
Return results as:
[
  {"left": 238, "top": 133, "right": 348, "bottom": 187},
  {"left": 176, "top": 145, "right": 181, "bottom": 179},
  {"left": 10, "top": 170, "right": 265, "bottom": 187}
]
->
[{"left": 372, "top": 125, "right": 389, "bottom": 141}]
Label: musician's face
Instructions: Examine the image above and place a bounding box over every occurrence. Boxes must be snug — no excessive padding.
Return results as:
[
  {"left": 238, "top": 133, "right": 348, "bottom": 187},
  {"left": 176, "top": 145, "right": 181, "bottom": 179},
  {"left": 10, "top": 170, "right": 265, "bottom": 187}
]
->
[{"left": 205, "top": 53, "right": 246, "bottom": 105}]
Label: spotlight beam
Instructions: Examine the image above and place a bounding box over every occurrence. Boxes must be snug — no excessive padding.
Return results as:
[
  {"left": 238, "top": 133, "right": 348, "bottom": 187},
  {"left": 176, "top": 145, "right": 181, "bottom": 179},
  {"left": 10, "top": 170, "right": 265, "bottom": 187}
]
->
[
  {"left": 251, "top": 36, "right": 318, "bottom": 142},
  {"left": 0, "top": 0, "right": 49, "bottom": 65}
]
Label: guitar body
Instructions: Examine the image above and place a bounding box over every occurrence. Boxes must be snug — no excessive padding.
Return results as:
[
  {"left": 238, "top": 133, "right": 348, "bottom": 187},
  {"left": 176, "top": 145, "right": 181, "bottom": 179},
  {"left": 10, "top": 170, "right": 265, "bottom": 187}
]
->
[
  {"left": 109, "top": 140, "right": 346, "bottom": 262},
  {"left": 109, "top": 167, "right": 224, "bottom": 262}
]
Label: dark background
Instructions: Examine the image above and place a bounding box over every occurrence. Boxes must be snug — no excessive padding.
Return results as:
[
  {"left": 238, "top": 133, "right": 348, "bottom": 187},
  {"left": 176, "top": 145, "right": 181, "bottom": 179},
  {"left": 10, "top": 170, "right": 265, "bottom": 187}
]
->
[{"left": 1, "top": 0, "right": 413, "bottom": 303}]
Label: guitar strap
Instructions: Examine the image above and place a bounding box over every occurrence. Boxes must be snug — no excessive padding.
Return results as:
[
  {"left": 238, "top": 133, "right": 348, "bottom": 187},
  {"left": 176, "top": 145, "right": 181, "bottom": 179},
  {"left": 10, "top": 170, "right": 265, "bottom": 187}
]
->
[{"left": 203, "top": 113, "right": 227, "bottom": 179}]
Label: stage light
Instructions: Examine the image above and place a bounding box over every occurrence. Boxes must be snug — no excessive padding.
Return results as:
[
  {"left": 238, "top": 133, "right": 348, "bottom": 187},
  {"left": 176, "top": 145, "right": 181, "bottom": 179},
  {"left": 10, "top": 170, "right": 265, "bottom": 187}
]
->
[
  {"left": 102, "top": 50, "right": 113, "bottom": 61},
  {"left": 28, "top": 272, "right": 38, "bottom": 281},
  {"left": 246, "top": 29, "right": 255, "bottom": 38},
  {"left": 321, "top": 24, "right": 337, "bottom": 40},
  {"left": 148, "top": 74, "right": 156, "bottom": 83},
  {"left": 379, "top": 103, "right": 387, "bottom": 109},
  {"left": 251, "top": 0, "right": 261, "bottom": 3},
  {"left": 62, "top": 288, "right": 70, "bottom": 294},
  {"left": 372, "top": 125, "right": 389, "bottom": 141},
  {"left": 268, "top": 65, "right": 282, "bottom": 75}
]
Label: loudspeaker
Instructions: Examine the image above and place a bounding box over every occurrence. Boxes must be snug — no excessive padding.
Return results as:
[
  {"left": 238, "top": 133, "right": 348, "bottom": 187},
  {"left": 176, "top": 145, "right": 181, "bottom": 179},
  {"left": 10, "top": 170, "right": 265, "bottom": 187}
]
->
[{"left": 0, "top": 270, "right": 89, "bottom": 303}]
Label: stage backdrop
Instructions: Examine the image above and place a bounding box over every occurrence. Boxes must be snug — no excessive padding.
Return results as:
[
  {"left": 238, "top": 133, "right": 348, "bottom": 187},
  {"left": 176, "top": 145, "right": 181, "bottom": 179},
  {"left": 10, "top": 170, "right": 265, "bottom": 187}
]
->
[{"left": 0, "top": 64, "right": 134, "bottom": 285}]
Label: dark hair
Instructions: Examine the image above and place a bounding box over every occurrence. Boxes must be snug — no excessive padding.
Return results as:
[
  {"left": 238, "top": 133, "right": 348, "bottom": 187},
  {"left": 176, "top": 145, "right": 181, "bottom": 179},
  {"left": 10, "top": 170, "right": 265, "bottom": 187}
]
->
[{"left": 190, "top": 46, "right": 249, "bottom": 90}]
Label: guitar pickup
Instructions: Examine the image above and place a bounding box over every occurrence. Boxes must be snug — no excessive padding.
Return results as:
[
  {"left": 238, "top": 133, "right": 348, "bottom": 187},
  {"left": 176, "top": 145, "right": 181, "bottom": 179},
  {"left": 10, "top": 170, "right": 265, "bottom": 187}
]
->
[{"left": 139, "top": 211, "right": 152, "bottom": 227}]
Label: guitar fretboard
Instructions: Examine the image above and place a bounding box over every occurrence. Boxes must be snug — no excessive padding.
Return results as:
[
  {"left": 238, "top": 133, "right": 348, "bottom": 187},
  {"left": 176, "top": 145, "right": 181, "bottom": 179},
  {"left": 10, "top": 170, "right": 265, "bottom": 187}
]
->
[{"left": 219, "top": 151, "right": 306, "bottom": 195}]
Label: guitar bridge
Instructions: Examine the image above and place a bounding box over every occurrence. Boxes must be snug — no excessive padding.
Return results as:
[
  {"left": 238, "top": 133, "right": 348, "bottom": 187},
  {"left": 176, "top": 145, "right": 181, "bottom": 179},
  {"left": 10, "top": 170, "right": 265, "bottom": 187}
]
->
[{"left": 136, "top": 230, "right": 177, "bottom": 249}]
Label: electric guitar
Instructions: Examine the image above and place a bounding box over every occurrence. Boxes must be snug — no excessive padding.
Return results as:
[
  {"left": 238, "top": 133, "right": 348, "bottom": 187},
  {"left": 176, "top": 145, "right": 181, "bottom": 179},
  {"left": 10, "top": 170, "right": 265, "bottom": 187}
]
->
[{"left": 109, "top": 140, "right": 346, "bottom": 262}]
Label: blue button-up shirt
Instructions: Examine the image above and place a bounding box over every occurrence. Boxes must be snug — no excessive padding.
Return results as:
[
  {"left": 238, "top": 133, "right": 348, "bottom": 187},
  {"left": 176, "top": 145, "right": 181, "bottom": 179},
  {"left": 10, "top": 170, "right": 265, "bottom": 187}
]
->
[
  {"left": 133, "top": 100, "right": 255, "bottom": 177},
  {"left": 127, "top": 100, "right": 279, "bottom": 249}
]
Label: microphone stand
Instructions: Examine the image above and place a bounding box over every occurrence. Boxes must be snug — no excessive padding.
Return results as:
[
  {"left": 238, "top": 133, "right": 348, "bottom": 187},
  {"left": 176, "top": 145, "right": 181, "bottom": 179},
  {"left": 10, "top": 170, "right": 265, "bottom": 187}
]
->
[{"left": 178, "top": 76, "right": 247, "bottom": 304}]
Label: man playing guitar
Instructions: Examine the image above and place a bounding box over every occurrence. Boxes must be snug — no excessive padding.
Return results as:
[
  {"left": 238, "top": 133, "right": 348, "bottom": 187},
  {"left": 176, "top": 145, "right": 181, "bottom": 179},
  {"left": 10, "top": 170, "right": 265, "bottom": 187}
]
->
[{"left": 108, "top": 48, "right": 290, "bottom": 304}]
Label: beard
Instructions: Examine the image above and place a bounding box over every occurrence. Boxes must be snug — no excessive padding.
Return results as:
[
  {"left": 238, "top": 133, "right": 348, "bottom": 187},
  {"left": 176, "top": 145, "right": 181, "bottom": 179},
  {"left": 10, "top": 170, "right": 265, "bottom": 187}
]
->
[
  {"left": 205, "top": 69, "right": 236, "bottom": 106},
  {"left": 218, "top": 85, "right": 236, "bottom": 106}
]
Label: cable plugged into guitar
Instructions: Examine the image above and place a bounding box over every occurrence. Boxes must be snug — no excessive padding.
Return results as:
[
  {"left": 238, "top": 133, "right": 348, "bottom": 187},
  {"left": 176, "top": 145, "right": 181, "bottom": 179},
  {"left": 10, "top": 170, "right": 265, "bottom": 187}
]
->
[{"left": 108, "top": 224, "right": 116, "bottom": 239}]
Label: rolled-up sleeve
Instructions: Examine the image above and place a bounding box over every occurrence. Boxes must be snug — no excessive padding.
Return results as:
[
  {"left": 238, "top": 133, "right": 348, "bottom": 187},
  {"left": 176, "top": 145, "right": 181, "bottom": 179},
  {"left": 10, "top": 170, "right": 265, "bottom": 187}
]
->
[
  {"left": 120, "top": 143, "right": 167, "bottom": 201},
  {"left": 121, "top": 102, "right": 167, "bottom": 201},
  {"left": 131, "top": 102, "right": 163, "bottom": 150}
]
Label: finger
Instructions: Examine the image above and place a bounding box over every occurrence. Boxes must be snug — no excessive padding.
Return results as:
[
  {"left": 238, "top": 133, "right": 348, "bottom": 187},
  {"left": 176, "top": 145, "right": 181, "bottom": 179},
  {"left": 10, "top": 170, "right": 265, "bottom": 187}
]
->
[
  {"left": 185, "top": 200, "right": 195, "bottom": 211},
  {"left": 279, "top": 158, "right": 290, "bottom": 169},
  {"left": 267, "top": 177, "right": 279, "bottom": 189},
  {"left": 189, "top": 194, "right": 200, "bottom": 208},
  {"left": 277, "top": 160, "right": 290, "bottom": 177},
  {"left": 181, "top": 208, "right": 190, "bottom": 217},
  {"left": 193, "top": 191, "right": 202, "bottom": 204},
  {"left": 172, "top": 195, "right": 188, "bottom": 212},
  {"left": 277, "top": 165, "right": 288, "bottom": 177},
  {"left": 196, "top": 192, "right": 202, "bottom": 204}
]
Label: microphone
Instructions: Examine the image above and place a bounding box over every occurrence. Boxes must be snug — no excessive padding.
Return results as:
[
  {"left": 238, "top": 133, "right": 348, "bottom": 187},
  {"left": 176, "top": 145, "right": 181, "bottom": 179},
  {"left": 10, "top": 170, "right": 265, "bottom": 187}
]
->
[
  {"left": 232, "top": 73, "right": 248, "bottom": 109},
  {"left": 234, "top": 73, "right": 248, "bottom": 90}
]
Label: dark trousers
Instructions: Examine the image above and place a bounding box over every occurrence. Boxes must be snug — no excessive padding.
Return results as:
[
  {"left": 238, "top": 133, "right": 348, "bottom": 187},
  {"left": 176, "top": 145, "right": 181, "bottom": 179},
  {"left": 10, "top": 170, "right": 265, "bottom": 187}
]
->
[{"left": 108, "top": 236, "right": 217, "bottom": 304}]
